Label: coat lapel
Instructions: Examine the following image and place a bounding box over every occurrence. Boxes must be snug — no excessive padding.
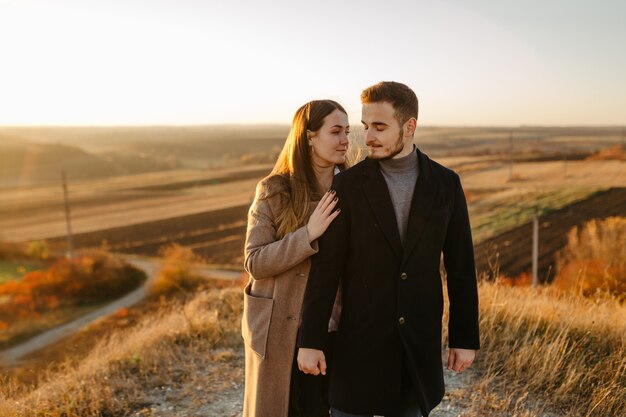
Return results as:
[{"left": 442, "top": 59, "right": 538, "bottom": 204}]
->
[
  {"left": 402, "top": 149, "right": 439, "bottom": 265},
  {"left": 362, "top": 158, "right": 403, "bottom": 260}
]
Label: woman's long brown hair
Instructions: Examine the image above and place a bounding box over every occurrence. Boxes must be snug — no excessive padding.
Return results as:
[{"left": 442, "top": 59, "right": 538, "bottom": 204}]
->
[{"left": 261, "top": 100, "right": 348, "bottom": 238}]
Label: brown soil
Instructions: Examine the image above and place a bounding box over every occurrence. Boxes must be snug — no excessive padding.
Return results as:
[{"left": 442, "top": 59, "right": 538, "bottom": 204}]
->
[
  {"left": 47, "top": 187, "right": 626, "bottom": 281},
  {"left": 47, "top": 205, "right": 249, "bottom": 266}
]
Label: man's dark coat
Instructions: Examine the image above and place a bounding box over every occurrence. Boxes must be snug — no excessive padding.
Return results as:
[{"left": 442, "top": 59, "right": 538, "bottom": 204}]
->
[{"left": 297, "top": 147, "right": 480, "bottom": 417}]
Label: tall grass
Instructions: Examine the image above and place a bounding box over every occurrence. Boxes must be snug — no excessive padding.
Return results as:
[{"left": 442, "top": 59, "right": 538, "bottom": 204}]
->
[
  {"left": 460, "top": 216, "right": 626, "bottom": 415},
  {"left": 452, "top": 280, "right": 626, "bottom": 416},
  {"left": 4, "top": 277, "right": 622, "bottom": 416},
  {"left": 2, "top": 237, "right": 624, "bottom": 415},
  {"left": 0, "top": 286, "right": 243, "bottom": 416}
]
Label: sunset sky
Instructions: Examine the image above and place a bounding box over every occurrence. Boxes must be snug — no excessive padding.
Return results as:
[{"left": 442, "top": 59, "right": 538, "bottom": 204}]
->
[{"left": 0, "top": 0, "right": 625, "bottom": 126}]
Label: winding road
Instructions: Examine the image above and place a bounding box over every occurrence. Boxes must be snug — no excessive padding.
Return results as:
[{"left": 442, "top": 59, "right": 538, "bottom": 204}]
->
[{"left": 0, "top": 255, "right": 241, "bottom": 365}]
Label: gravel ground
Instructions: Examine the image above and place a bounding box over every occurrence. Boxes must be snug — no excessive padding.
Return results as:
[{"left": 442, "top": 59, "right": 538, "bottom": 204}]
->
[{"left": 128, "top": 349, "right": 478, "bottom": 417}]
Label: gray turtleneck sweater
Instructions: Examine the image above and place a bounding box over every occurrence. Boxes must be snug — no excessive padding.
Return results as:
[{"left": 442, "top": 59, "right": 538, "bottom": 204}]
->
[{"left": 378, "top": 146, "right": 419, "bottom": 244}]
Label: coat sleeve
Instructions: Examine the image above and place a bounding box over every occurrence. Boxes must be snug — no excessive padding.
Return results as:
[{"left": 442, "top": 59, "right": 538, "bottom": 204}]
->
[
  {"left": 442, "top": 173, "right": 480, "bottom": 350},
  {"left": 298, "top": 177, "right": 349, "bottom": 350},
  {"left": 243, "top": 183, "right": 319, "bottom": 280}
]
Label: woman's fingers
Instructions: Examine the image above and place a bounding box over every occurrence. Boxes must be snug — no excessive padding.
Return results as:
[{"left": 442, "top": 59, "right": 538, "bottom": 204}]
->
[
  {"left": 320, "top": 190, "right": 333, "bottom": 206},
  {"left": 317, "top": 190, "right": 335, "bottom": 211},
  {"left": 328, "top": 208, "right": 341, "bottom": 221},
  {"left": 308, "top": 191, "right": 340, "bottom": 241},
  {"left": 322, "top": 196, "right": 338, "bottom": 216},
  {"left": 322, "top": 208, "right": 341, "bottom": 227}
]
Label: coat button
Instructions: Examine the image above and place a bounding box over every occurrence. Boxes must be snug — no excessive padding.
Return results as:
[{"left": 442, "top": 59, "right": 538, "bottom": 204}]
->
[
  {"left": 398, "top": 317, "right": 406, "bottom": 325},
  {"left": 400, "top": 272, "right": 407, "bottom": 280}
]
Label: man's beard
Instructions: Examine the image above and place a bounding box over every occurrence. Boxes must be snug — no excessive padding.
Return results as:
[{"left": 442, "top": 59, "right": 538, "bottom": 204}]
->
[{"left": 368, "top": 130, "right": 405, "bottom": 160}]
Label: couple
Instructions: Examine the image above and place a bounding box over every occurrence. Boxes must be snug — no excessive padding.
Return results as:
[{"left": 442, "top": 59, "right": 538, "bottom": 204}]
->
[{"left": 242, "top": 81, "right": 480, "bottom": 417}]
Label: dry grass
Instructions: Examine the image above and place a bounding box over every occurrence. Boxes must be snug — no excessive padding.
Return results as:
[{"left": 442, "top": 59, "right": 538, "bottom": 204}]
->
[
  {"left": 1, "top": 275, "right": 624, "bottom": 416},
  {"left": 0, "top": 286, "right": 243, "bottom": 416},
  {"left": 1, "top": 243, "right": 624, "bottom": 416},
  {"left": 448, "top": 279, "right": 626, "bottom": 416},
  {"left": 461, "top": 160, "right": 625, "bottom": 189},
  {"left": 3, "top": 275, "right": 622, "bottom": 416},
  {"left": 586, "top": 144, "right": 624, "bottom": 161}
]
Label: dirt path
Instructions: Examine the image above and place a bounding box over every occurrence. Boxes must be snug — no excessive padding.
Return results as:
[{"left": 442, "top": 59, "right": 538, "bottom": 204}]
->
[
  {"left": 127, "top": 348, "right": 477, "bottom": 417},
  {"left": 0, "top": 256, "right": 241, "bottom": 365}
]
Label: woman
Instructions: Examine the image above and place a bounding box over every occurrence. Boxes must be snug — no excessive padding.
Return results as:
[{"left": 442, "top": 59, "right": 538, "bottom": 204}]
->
[{"left": 242, "top": 100, "right": 350, "bottom": 417}]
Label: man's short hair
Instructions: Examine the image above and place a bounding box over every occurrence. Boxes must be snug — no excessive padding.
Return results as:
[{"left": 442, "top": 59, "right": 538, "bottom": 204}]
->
[{"left": 361, "top": 81, "right": 418, "bottom": 126}]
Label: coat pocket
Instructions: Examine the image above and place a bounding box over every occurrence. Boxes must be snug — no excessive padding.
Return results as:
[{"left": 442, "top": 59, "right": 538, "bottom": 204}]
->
[{"left": 242, "top": 282, "right": 274, "bottom": 359}]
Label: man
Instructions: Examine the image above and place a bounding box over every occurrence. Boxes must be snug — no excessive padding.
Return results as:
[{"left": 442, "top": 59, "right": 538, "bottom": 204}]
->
[{"left": 297, "top": 81, "right": 480, "bottom": 417}]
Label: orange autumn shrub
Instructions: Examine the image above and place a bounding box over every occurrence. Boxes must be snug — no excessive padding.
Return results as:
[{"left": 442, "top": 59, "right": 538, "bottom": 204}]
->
[
  {"left": 554, "top": 216, "right": 626, "bottom": 301},
  {"left": 0, "top": 251, "right": 145, "bottom": 326},
  {"left": 500, "top": 272, "right": 534, "bottom": 287},
  {"left": 150, "top": 244, "right": 205, "bottom": 296}
]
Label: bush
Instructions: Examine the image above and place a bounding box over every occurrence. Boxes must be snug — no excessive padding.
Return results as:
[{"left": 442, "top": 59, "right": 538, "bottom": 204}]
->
[
  {"left": 0, "top": 250, "right": 145, "bottom": 326},
  {"left": 150, "top": 244, "right": 205, "bottom": 296},
  {"left": 554, "top": 216, "right": 626, "bottom": 301},
  {"left": 26, "top": 240, "right": 49, "bottom": 260}
]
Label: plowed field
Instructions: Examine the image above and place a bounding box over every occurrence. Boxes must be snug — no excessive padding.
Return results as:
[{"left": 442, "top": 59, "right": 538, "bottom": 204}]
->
[
  {"left": 46, "top": 188, "right": 626, "bottom": 275},
  {"left": 474, "top": 187, "right": 626, "bottom": 281},
  {"left": 47, "top": 204, "right": 250, "bottom": 266}
]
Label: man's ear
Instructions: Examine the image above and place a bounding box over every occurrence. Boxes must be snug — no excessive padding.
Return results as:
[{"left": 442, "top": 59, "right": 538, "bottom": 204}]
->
[{"left": 404, "top": 118, "right": 417, "bottom": 137}]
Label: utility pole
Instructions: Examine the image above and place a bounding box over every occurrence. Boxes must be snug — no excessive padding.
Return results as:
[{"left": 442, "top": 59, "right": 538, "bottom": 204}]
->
[
  {"left": 508, "top": 131, "right": 514, "bottom": 180},
  {"left": 621, "top": 127, "right": 626, "bottom": 161},
  {"left": 563, "top": 143, "right": 567, "bottom": 178},
  {"left": 532, "top": 212, "right": 539, "bottom": 288},
  {"left": 62, "top": 170, "right": 75, "bottom": 275}
]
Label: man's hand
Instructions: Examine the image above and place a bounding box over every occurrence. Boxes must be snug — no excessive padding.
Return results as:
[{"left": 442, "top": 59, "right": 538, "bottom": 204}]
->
[
  {"left": 447, "top": 348, "right": 476, "bottom": 373},
  {"left": 297, "top": 348, "right": 327, "bottom": 376}
]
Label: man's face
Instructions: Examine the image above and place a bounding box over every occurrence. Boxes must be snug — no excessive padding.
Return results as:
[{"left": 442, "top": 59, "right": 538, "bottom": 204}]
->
[{"left": 361, "top": 101, "right": 406, "bottom": 160}]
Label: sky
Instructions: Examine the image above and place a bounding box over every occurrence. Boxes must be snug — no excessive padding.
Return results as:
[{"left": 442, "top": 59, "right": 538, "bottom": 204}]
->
[{"left": 0, "top": 0, "right": 625, "bottom": 126}]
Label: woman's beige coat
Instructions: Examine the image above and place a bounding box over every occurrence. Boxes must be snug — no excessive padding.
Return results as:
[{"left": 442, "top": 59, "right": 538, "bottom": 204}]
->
[{"left": 241, "top": 176, "right": 322, "bottom": 417}]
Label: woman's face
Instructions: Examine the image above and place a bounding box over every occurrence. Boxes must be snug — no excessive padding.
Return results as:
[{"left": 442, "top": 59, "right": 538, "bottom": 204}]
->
[{"left": 309, "top": 109, "right": 350, "bottom": 167}]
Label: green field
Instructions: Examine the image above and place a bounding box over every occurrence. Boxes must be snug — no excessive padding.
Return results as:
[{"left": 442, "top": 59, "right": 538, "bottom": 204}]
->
[{"left": 469, "top": 186, "right": 601, "bottom": 243}]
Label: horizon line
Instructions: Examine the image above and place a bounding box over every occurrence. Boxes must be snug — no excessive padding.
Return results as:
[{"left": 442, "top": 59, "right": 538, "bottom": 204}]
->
[{"left": 0, "top": 123, "right": 624, "bottom": 130}]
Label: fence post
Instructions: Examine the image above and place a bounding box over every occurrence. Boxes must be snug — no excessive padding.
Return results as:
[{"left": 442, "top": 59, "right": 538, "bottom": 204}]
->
[{"left": 532, "top": 212, "right": 539, "bottom": 288}]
